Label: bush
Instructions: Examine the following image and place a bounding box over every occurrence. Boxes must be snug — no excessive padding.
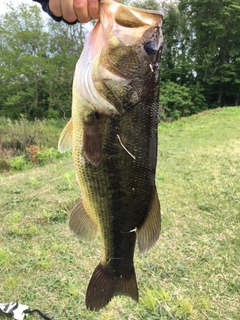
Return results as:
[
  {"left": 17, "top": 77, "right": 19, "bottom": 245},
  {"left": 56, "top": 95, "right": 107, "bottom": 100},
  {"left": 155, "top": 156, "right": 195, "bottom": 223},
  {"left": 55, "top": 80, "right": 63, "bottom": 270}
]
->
[
  {"left": 9, "top": 155, "right": 29, "bottom": 171},
  {"left": 0, "top": 117, "right": 71, "bottom": 171},
  {"left": 5, "top": 146, "right": 71, "bottom": 172},
  {"left": 159, "top": 81, "right": 207, "bottom": 120},
  {"left": 27, "top": 146, "right": 69, "bottom": 166}
]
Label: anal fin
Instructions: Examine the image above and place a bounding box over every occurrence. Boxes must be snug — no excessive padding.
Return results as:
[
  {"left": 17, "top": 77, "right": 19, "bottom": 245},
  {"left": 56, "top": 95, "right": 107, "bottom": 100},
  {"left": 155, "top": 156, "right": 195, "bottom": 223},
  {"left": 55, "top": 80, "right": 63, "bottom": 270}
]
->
[
  {"left": 86, "top": 262, "right": 138, "bottom": 311},
  {"left": 137, "top": 186, "right": 161, "bottom": 253},
  {"left": 69, "top": 198, "right": 98, "bottom": 242}
]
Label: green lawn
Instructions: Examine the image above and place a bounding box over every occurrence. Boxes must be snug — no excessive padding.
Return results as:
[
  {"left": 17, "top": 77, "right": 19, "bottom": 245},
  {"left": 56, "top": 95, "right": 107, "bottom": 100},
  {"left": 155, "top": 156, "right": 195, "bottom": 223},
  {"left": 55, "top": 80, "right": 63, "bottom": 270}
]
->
[{"left": 0, "top": 107, "right": 239, "bottom": 319}]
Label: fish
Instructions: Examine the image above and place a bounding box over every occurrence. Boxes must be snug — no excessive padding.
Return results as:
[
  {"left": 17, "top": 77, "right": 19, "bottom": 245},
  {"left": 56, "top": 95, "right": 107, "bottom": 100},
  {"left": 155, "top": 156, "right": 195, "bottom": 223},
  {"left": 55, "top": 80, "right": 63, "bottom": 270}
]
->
[{"left": 58, "top": 0, "right": 163, "bottom": 311}]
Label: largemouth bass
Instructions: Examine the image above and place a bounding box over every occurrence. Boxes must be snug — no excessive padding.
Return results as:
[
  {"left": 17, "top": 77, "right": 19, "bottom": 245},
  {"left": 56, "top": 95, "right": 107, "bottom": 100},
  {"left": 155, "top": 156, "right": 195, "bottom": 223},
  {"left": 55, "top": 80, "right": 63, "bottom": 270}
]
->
[{"left": 58, "top": 0, "right": 163, "bottom": 311}]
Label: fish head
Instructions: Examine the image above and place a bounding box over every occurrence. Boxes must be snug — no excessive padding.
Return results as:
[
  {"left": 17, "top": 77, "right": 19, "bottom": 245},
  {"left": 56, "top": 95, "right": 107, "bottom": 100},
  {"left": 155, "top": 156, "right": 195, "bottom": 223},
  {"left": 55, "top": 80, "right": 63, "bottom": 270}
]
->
[{"left": 74, "top": 0, "right": 163, "bottom": 115}]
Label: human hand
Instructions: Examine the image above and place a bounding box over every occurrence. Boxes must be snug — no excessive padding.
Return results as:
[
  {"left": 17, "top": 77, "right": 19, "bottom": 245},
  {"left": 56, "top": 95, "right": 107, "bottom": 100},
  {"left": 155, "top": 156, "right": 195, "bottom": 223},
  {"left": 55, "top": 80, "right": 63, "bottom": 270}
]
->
[{"left": 49, "top": 0, "right": 100, "bottom": 23}]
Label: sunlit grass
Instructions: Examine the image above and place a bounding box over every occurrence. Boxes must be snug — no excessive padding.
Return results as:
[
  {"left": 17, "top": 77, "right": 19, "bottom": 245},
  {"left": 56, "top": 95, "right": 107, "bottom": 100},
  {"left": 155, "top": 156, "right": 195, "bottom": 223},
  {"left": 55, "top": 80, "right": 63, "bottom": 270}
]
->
[{"left": 0, "top": 107, "right": 239, "bottom": 319}]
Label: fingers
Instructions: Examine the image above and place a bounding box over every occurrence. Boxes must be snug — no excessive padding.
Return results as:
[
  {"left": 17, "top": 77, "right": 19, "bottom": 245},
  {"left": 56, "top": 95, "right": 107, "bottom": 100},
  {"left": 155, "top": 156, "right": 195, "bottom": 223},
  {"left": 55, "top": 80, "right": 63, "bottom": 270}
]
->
[
  {"left": 73, "top": 0, "right": 90, "bottom": 23},
  {"left": 49, "top": 0, "right": 62, "bottom": 17},
  {"left": 61, "top": 0, "right": 78, "bottom": 23},
  {"left": 49, "top": 0, "right": 100, "bottom": 24},
  {"left": 73, "top": 0, "right": 100, "bottom": 23},
  {"left": 86, "top": 0, "right": 100, "bottom": 19}
]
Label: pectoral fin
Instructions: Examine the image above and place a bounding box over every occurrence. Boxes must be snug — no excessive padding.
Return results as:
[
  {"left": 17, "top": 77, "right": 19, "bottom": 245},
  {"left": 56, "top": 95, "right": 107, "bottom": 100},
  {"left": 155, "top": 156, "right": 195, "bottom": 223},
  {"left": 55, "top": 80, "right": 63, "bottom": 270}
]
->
[
  {"left": 83, "top": 113, "right": 103, "bottom": 166},
  {"left": 137, "top": 186, "right": 161, "bottom": 253},
  {"left": 69, "top": 198, "right": 98, "bottom": 242},
  {"left": 58, "top": 118, "right": 73, "bottom": 153}
]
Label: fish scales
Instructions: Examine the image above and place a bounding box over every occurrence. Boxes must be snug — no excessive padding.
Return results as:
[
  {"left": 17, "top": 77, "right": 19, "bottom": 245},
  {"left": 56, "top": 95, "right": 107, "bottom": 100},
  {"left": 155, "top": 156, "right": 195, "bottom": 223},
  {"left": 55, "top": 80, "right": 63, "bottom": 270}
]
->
[{"left": 58, "top": 0, "right": 163, "bottom": 311}]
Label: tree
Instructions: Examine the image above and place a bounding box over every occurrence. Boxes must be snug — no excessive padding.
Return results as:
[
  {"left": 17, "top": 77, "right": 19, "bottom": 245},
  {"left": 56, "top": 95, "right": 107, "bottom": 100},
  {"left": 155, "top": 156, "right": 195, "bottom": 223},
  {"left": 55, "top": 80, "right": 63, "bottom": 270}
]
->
[
  {"left": 127, "top": 0, "right": 162, "bottom": 10},
  {"left": 0, "top": 3, "right": 48, "bottom": 118},
  {"left": 179, "top": 0, "right": 240, "bottom": 106},
  {"left": 160, "top": 3, "right": 194, "bottom": 85},
  {"left": 41, "top": 18, "right": 86, "bottom": 119},
  {"left": 0, "top": 2, "right": 88, "bottom": 119}
]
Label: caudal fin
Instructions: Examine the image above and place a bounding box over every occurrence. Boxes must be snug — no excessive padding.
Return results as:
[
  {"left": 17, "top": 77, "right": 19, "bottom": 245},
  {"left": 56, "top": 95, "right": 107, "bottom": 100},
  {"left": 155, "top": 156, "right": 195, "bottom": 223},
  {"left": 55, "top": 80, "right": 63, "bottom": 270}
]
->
[{"left": 86, "top": 262, "right": 138, "bottom": 311}]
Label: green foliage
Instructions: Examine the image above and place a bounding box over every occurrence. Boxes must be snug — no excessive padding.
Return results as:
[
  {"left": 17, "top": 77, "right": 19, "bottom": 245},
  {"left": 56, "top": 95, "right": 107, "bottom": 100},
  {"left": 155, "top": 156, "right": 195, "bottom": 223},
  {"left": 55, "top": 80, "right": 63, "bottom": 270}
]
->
[
  {"left": 160, "top": 0, "right": 240, "bottom": 108},
  {"left": 127, "top": 0, "right": 162, "bottom": 10},
  {"left": 159, "top": 81, "right": 207, "bottom": 120},
  {"left": 0, "top": 2, "right": 87, "bottom": 120},
  {"left": 36, "top": 147, "right": 63, "bottom": 165},
  {"left": 0, "top": 116, "right": 66, "bottom": 152},
  {"left": 7, "top": 147, "right": 71, "bottom": 171},
  {"left": 178, "top": 0, "right": 240, "bottom": 106},
  {"left": 8, "top": 155, "right": 28, "bottom": 171},
  {"left": 0, "top": 117, "right": 71, "bottom": 171},
  {"left": 6, "top": 147, "right": 70, "bottom": 172},
  {"left": 161, "top": 3, "right": 193, "bottom": 85}
]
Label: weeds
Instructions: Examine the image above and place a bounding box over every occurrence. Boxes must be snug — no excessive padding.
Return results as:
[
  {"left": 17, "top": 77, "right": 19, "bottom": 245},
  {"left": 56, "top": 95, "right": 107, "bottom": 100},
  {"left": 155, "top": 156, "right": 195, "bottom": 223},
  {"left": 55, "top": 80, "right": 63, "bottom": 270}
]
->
[
  {"left": 0, "top": 116, "right": 70, "bottom": 172},
  {"left": 0, "top": 116, "right": 66, "bottom": 151},
  {"left": 1, "top": 146, "right": 71, "bottom": 172}
]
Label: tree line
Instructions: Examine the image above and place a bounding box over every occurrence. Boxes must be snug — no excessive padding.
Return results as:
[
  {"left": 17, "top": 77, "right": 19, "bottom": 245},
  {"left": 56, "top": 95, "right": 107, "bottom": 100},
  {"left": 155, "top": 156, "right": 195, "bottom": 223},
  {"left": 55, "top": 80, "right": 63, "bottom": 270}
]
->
[
  {"left": 0, "top": 0, "right": 239, "bottom": 121},
  {"left": 160, "top": 0, "right": 240, "bottom": 118},
  {"left": 0, "top": 2, "right": 87, "bottom": 119}
]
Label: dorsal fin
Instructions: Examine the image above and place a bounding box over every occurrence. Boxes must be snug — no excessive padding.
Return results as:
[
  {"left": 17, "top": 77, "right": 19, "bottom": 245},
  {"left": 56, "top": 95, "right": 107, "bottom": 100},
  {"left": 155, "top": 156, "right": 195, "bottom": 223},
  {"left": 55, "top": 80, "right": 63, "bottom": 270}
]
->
[
  {"left": 83, "top": 113, "right": 103, "bottom": 166},
  {"left": 137, "top": 186, "right": 161, "bottom": 253},
  {"left": 58, "top": 118, "right": 73, "bottom": 153},
  {"left": 69, "top": 198, "right": 98, "bottom": 242}
]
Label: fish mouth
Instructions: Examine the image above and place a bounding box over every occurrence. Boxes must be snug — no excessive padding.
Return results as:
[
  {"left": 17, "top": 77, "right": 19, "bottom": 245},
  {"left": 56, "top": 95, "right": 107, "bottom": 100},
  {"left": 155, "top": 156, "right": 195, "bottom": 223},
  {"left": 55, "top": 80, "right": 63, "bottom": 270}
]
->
[
  {"left": 100, "top": 0, "right": 163, "bottom": 45},
  {"left": 73, "top": 0, "right": 163, "bottom": 116}
]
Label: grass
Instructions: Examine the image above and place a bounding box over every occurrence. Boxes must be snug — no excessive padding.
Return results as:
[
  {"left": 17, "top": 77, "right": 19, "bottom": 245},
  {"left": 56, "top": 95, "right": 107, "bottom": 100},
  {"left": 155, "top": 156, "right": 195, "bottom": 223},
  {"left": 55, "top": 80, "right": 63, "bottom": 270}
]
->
[{"left": 0, "top": 107, "right": 239, "bottom": 319}]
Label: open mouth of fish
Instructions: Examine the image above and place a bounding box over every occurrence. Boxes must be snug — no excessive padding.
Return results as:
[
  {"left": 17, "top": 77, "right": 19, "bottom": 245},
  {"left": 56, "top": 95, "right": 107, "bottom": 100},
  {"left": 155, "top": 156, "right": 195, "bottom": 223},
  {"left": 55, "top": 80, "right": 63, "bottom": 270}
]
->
[{"left": 74, "top": 0, "right": 163, "bottom": 116}]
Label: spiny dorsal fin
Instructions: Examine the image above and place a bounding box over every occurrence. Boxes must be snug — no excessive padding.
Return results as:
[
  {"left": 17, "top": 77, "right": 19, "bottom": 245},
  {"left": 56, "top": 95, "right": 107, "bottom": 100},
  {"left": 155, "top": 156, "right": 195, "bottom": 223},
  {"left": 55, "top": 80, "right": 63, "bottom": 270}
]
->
[
  {"left": 86, "top": 262, "right": 138, "bottom": 311},
  {"left": 83, "top": 113, "right": 103, "bottom": 166},
  {"left": 69, "top": 198, "right": 98, "bottom": 242},
  {"left": 137, "top": 186, "right": 161, "bottom": 253},
  {"left": 58, "top": 118, "right": 73, "bottom": 153}
]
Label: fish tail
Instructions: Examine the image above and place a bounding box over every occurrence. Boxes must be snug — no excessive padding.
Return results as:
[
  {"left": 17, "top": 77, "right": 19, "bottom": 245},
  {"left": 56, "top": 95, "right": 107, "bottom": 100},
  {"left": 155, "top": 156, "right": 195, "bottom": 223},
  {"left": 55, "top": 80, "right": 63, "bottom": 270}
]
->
[{"left": 85, "top": 262, "right": 138, "bottom": 311}]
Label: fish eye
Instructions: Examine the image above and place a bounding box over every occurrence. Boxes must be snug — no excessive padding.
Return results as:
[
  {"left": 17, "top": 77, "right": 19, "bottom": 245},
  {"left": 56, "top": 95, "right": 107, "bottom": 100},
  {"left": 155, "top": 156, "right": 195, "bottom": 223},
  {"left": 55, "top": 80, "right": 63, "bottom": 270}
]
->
[{"left": 144, "top": 42, "right": 157, "bottom": 55}]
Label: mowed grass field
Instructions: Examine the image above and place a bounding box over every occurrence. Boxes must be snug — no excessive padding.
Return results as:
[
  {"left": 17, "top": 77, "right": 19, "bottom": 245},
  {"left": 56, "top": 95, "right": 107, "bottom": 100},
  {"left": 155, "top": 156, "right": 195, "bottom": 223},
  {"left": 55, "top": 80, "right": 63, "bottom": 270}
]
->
[{"left": 0, "top": 107, "right": 239, "bottom": 319}]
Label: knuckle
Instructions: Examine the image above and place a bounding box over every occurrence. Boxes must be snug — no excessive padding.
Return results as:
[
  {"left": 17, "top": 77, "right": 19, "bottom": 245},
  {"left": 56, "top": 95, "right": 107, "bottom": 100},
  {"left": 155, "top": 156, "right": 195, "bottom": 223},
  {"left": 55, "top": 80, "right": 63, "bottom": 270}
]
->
[{"left": 63, "top": 14, "right": 78, "bottom": 22}]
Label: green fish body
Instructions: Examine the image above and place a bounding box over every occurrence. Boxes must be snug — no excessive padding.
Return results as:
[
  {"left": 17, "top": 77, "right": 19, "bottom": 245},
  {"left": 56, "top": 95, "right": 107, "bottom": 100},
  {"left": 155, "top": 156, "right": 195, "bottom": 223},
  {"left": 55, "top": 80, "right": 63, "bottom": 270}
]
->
[{"left": 59, "top": 0, "right": 163, "bottom": 311}]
